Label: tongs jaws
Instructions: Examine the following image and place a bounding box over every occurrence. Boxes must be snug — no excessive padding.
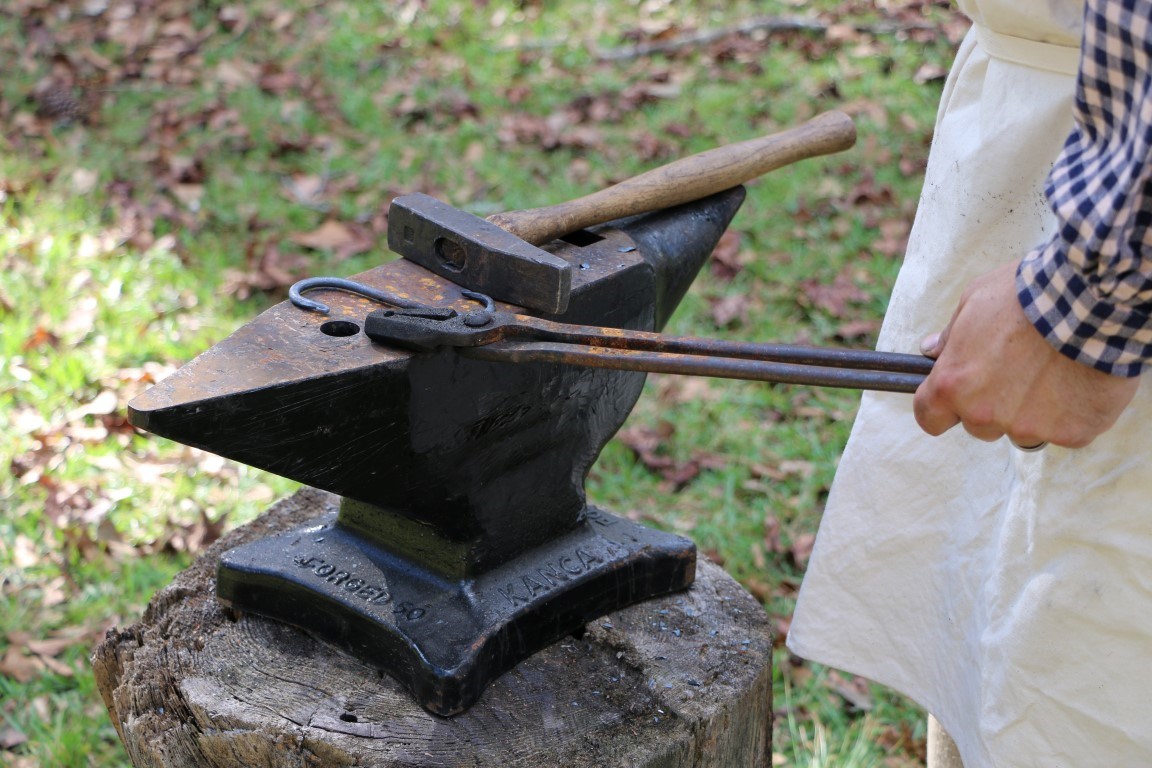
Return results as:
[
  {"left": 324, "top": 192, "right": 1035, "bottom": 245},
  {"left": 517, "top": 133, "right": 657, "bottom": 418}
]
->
[{"left": 363, "top": 308, "right": 933, "bottom": 394}]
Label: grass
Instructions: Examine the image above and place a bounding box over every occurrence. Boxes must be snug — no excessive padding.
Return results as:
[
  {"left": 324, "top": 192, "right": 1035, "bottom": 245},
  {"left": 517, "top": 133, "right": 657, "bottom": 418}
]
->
[{"left": 0, "top": 0, "right": 961, "bottom": 764}]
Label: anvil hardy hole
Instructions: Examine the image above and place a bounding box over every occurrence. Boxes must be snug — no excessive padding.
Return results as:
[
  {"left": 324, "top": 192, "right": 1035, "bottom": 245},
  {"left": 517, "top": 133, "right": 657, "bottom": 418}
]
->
[
  {"left": 321, "top": 320, "right": 361, "bottom": 337},
  {"left": 560, "top": 229, "right": 605, "bottom": 247},
  {"left": 434, "top": 236, "right": 466, "bottom": 272}
]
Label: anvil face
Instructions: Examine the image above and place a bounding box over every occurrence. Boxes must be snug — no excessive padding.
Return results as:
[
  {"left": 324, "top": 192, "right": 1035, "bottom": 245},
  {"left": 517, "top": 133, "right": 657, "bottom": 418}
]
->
[{"left": 128, "top": 188, "right": 746, "bottom": 715}]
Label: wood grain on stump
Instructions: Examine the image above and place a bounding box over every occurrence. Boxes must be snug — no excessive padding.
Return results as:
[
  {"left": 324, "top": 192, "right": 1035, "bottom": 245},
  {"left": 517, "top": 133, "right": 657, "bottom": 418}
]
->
[{"left": 92, "top": 489, "right": 772, "bottom": 767}]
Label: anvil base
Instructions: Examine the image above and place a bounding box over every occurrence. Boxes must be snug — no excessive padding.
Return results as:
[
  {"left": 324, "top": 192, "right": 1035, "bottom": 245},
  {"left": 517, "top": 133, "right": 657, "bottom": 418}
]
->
[{"left": 216, "top": 505, "right": 695, "bottom": 716}]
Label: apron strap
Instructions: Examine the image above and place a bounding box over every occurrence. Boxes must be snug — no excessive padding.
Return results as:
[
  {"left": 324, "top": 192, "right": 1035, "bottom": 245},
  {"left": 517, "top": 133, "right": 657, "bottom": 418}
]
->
[{"left": 974, "top": 24, "right": 1081, "bottom": 76}]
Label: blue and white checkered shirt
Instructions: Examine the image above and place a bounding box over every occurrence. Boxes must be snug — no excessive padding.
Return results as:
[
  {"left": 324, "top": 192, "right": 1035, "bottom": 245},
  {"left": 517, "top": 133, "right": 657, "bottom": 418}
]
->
[{"left": 1017, "top": 0, "right": 1152, "bottom": 376}]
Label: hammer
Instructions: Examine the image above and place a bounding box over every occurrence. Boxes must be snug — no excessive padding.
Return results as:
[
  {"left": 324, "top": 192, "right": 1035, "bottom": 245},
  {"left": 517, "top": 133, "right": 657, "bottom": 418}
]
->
[{"left": 389, "top": 110, "right": 856, "bottom": 314}]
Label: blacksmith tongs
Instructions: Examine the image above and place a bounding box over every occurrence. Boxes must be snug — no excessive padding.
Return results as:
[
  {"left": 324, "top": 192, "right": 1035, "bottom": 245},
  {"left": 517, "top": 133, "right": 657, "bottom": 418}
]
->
[{"left": 361, "top": 301, "right": 933, "bottom": 394}]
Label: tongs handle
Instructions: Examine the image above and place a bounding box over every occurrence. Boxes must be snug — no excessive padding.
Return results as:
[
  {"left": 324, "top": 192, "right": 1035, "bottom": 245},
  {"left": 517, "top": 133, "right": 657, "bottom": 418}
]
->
[
  {"left": 364, "top": 308, "right": 932, "bottom": 394},
  {"left": 462, "top": 339, "right": 929, "bottom": 395}
]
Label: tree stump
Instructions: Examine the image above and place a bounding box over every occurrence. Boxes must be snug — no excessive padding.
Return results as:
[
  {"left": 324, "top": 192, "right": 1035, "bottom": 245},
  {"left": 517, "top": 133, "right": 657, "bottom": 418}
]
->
[{"left": 92, "top": 489, "right": 772, "bottom": 767}]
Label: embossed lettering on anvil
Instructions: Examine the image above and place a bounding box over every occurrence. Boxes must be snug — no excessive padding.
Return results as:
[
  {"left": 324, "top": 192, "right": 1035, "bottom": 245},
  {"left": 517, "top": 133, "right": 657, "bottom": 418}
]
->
[
  {"left": 584, "top": 508, "right": 617, "bottom": 527},
  {"left": 498, "top": 547, "right": 608, "bottom": 607},
  {"left": 294, "top": 555, "right": 392, "bottom": 605}
]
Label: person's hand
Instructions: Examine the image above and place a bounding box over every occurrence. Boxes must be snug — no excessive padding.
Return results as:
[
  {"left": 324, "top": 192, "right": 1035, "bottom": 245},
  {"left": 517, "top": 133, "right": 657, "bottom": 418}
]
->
[{"left": 913, "top": 261, "right": 1139, "bottom": 448}]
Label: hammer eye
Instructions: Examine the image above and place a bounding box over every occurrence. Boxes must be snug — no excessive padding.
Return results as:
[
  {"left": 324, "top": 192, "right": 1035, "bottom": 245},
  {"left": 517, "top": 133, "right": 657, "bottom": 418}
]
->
[{"left": 434, "top": 236, "right": 467, "bottom": 273}]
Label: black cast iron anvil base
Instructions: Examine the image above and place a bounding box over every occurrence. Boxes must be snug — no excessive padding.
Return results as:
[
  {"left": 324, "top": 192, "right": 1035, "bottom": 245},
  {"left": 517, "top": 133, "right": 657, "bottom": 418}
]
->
[
  {"left": 128, "top": 189, "right": 745, "bottom": 716},
  {"left": 217, "top": 505, "right": 692, "bottom": 716}
]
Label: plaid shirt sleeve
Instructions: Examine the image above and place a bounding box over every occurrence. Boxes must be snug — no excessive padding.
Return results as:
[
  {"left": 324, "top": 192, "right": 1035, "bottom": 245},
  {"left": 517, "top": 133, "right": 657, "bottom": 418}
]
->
[{"left": 1016, "top": 0, "right": 1152, "bottom": 377}]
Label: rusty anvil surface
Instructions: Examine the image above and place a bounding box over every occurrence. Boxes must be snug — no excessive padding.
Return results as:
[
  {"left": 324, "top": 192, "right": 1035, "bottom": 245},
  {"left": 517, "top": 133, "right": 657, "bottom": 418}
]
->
[{"left": 128, "top": 189, "right": 746, "bottom": 716}]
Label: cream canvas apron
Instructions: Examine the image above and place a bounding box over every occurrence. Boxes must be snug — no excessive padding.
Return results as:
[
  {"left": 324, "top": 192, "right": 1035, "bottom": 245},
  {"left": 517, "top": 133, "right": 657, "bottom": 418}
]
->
[{"left": 787, "top": 1, "right": 1152, "bottom": 765}]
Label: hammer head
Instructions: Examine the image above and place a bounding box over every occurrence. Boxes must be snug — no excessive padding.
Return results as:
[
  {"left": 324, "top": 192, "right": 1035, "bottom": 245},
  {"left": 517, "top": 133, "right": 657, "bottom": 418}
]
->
[{"left": 388, "top": 193, "right": 572, "bottom": 314}]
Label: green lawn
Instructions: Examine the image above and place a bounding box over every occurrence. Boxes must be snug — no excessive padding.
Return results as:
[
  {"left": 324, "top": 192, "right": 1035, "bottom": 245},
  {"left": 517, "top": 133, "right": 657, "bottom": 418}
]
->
[{"left": 0, "top": 1, "right": 963, "bottom": 764}]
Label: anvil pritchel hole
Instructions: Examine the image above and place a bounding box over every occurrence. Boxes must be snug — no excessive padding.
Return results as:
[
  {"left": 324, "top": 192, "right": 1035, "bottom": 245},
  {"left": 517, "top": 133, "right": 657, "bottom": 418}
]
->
[
  {"left": 434, "top": 236, "right": 466, "bottom": 272},
  {"left": 320, "top": 320, "right": 361, "bottom": 337}
]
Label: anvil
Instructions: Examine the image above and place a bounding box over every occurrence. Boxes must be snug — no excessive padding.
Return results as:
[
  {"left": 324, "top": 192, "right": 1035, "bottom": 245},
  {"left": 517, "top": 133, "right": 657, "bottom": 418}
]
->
[
  {"left": 129, "top": 189, "right": 749, "bottom": 715},
  {"left": 125, "top": 113, "right": 918, "bottom": 716}
]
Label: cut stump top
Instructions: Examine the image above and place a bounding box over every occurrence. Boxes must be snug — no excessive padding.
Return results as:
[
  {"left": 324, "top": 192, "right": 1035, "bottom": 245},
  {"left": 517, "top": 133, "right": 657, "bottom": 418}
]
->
[{"left": 93, "top": 488, "right": 773, "bottom": 768}]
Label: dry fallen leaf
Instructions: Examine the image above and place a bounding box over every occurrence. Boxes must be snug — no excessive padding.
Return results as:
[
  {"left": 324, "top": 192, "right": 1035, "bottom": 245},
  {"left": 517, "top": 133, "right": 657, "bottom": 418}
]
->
[
  {"left": 827, "top": 669, "right": 874, "bottom": 711},
  {"left": 835, "top": 318, "right": 881, "bottom": 341},
  {"left": 281, "top": 173, "right": 328, "bottom": 208},
  {"left": 873, "top": 216, "right": 911, "bottom": 257},
  {"left": 615, "top": 423, "right": 724, "bottom": 491},
  {"left": 11, "top": 536, "right": 39, "bottom": 569},
  {"left": 36, "top": 653, "right": 75, "bottom": 678},
  {"left": 67, "top": 389, "right": 119, "bottom": 421},
  {"left": 709, "top": 229, "right": 745, "bottom": 282},
  {"left": 0, "top": 646, "right": 43, "bottom": 684},
  {"left": 789, "top": 532, "right": 816, "bottom": 569},
  {"left": 751, "top": 459, "right": 816, "bottom": 483},
  {"left": 221, "top": 241, "right": 309, "bottom": 299},
  {"left": 289, "top": 219, "right": 373, "bottom": 260},
  {"left": 0, "top": 725, "right": 28, "bottom": 751},
  {"left": 215, "top": 59, "right": 257, "bottom": 88},
  {"left": 58, "top": 295, "right": 99, "bottom": 344},
  {"left": 710, "top": 293, "right": 749, "bottom": 328},
  {"left": 763, "top": 513, "right": 783, "bottom": 554},
  {"left": 20, "top": 326, "right": 60, "bottom": 352},
  {"left": 913, "top": 63, "right": 948, "bottom": 84},
  {"left": 655, "top": 375, "right": 717, "bottom": 405},
  {"left": 797, "top": 270, "right": 868, "bottom": 318}
]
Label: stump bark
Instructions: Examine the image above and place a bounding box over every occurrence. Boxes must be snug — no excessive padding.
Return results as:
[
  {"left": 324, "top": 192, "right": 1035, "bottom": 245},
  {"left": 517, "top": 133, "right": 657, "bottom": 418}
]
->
[{"left": 92, "top": 489, "right": 772, "bottom": 767}]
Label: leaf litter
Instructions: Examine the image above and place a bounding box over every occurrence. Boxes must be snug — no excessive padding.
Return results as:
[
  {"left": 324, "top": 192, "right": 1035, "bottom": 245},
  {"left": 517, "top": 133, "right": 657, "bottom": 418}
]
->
[{"left": 0, "top": 0, "right": 958, "bottom": 761}]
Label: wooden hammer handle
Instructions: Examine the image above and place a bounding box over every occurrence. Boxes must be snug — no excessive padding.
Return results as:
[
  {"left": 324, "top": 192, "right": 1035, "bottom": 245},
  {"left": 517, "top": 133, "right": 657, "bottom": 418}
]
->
[{"left": 486, "top": 110, "right": 856, "bottom": 246}]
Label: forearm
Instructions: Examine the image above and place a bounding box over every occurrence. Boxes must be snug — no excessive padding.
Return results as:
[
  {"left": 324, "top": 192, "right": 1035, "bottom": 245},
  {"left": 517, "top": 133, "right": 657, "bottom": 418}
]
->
[{"left": 1016, "top": 0, "right": 1152, "bottom": 377}]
